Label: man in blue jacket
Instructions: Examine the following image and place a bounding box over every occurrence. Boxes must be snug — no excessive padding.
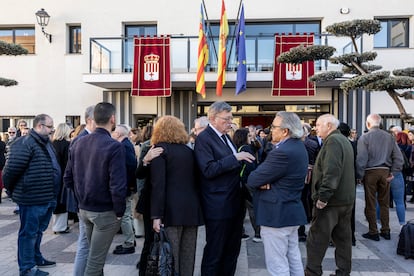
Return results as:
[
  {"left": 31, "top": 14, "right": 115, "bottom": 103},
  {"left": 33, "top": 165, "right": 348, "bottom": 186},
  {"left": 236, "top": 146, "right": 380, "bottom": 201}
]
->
[
  {"left": 64, "top": 102, "right": 127, "bottom": 276},
  {"left": 247, "top": 111, "right": 308, "bottom": 276},
  {"left": 3, "top": 114, "right": 59, "bottom": 276}
]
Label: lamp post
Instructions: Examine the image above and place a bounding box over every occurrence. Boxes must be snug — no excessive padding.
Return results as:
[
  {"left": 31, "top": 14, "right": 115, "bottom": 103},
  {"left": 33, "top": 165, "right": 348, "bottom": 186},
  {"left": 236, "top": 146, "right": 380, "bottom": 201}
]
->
[{"left": 35, "top": 8, "right": 52, "bottom": 43}]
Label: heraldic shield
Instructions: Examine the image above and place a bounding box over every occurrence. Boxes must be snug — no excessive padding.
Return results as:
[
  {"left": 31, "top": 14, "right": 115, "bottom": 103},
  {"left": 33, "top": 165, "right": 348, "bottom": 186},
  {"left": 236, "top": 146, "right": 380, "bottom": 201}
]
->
[
  {"left": 131, "top": 36, "right": 171, "bottom": 97},
  {"left": 272, "top": 33, "right": 315, "bottom": 97}
]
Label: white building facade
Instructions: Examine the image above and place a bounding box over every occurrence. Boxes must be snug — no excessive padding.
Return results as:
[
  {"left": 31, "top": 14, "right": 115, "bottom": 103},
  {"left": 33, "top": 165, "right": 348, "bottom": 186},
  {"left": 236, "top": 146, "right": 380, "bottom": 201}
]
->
[{"left": 1, "top": 0, "right": 413, "bottom": 133}]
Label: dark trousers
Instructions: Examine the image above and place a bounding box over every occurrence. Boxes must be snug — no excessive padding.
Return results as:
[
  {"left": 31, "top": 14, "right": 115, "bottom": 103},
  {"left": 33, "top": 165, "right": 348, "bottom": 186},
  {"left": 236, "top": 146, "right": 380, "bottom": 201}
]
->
[
  {"left": 201, "top": 214, "right": 243, "bottom": 276},
  {"left": 363, "top": 168, "right": 390, "bottom": 234},
  {"left": 305, "top": 204, "right": 353, "bottom": 276},
  {"left": 138, "top": 211, "right": 153, "bottom": 276}
]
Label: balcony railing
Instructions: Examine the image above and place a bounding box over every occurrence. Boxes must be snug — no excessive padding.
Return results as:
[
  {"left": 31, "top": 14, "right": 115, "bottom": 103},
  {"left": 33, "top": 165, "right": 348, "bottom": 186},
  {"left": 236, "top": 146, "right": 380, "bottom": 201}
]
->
[{"left": 89, "top": 33, "right": 362, "bottom": 74}]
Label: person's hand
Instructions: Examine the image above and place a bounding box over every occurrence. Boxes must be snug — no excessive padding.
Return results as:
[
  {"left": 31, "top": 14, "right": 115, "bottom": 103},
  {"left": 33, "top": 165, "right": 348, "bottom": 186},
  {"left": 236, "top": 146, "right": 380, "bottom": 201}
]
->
[
  {"left": 386, "top": 173, "right": 394, "bottom": 182},
  {"left": 316, "top": 199, "right": 327, "bottom": 209},
  {"left": 143, "top": 146, "right": 163, "bottom": 165},
  {"left": 153, "top": 218, "right": 162, "bottom": 233},
  {"left": 259, "top": 184, "right": 270, "bottom": 190},
  {"left": 234, "top": 152, "right": 255, "bottom": 163}
]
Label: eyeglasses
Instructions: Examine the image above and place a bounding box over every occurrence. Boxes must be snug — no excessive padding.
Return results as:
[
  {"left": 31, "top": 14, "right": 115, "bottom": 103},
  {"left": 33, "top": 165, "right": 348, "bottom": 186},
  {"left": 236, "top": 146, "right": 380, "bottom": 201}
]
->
[
  {"left": 41, "top": 124, "right": 54, "bottom": 130},
  {"left": 270, "top": 124, "right": 282, "bottom": 130},
  {"left": 216, "top": 115, "right": 233, "bottom": 122},
  {"left": 8, "top": 131, "right": 15, "bottom": 134}
]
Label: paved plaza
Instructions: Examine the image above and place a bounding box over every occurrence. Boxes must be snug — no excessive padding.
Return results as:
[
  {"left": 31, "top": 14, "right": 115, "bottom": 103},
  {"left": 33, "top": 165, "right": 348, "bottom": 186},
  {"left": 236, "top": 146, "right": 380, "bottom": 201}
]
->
[{"left": 0, "top": 185, "right": 413, "bottom": 276}]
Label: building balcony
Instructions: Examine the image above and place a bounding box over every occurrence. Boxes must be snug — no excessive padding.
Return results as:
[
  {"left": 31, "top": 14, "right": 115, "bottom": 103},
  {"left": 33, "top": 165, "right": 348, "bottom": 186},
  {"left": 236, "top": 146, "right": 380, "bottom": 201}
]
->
[{"left": 83, "top": 33, "right": 360, "bottom": 89}]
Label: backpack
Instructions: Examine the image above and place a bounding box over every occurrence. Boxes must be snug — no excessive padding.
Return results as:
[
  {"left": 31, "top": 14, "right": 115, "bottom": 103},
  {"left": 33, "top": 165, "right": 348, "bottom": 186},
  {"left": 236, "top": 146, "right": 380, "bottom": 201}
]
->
[{"left": 397, "top": 220, "right": 414, "bottom": 259}]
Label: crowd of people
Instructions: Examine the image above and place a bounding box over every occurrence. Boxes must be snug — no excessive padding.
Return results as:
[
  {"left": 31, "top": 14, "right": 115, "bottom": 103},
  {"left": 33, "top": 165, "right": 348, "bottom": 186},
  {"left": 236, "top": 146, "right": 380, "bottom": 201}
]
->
[{"left": 1, "top": 100, "right": 413, "bottom": 276}]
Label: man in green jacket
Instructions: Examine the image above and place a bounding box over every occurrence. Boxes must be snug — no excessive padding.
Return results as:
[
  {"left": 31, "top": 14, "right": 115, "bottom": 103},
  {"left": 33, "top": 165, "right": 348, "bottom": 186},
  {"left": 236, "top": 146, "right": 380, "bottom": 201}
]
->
[{"left": 305, "top": 114, "right": 355, "bottom": 276}]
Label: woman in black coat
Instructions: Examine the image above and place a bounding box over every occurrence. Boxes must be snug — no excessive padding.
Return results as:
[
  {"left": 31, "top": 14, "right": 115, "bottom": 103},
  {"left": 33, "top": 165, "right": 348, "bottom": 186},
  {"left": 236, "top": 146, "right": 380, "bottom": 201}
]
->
[
  {"left": 150, "top": 115, "right": 204, "bottom": 276},
  {"left": 51, "top": 123, "right": 71, "bottom": 234}
]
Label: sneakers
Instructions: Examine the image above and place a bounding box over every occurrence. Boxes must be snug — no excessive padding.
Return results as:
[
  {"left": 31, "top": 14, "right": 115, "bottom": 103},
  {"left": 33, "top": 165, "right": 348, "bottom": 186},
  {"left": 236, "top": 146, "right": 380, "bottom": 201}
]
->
[
  {"left": 36, "top": 259, "right": 56, "bottom": 268},
  {"left": 20, "top": 268, "right": 49, "bottom": 276},
  {"left": 252, "top": 235, "right": 262, "bottom": 243},
  {"left": 380, "top": 232, "right": 391, "bottom": 240},
  {"left": 362, "top": 232, "right": 380, "bottom": 241}
]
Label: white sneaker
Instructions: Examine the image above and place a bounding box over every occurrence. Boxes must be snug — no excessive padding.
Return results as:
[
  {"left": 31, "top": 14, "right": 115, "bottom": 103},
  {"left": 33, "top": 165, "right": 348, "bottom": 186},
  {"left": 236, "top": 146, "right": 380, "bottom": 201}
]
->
[{"left": 252, "top": 236, "right": 262, "bottom": 243}]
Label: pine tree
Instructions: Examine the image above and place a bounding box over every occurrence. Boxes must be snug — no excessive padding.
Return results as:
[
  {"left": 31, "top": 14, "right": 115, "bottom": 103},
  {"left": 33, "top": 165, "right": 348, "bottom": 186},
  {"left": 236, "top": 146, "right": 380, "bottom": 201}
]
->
[{"left": 277, "top": 19, "right": 414, "bottom": 123}]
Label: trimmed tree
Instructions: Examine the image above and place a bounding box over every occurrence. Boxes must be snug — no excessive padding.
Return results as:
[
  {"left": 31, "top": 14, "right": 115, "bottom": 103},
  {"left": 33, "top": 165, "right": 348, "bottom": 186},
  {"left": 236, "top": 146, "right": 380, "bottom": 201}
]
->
[
  {"left": 0, "top": 40, "right": 29, "bottom": 87},
  {"left": 277, "top": 19, "right": 414, "bottom": 123}
]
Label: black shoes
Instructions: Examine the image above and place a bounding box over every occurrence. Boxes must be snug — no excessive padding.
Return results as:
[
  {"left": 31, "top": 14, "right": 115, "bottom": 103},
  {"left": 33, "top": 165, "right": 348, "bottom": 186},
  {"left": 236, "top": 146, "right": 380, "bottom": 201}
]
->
[
  {"left": 241, "top": 233, "right": 250, "bottom": 241},
  {"left": 362, "top": 232, "right": 380, "bottom": 241},
  {"left": 298, "top": 235, "right": 307, "bottom": 242},
  {"left": 380, "top": 232, "right": 391, "bottom": 240},
  {"left": 37, "top": 259, "right": 56, "bottom": 268},
  {"left": 54, "top": 227, "right": 70, "bottom": 234},
  {"left": 113, "top": 245, "right": 135, "bottom": 255}
]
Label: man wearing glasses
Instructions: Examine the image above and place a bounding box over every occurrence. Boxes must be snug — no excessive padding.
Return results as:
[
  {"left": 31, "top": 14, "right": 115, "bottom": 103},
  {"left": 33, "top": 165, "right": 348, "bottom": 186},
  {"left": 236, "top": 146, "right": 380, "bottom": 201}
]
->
[
  {"left": 3, "top": 114, "right": 59, "bottom": 276},
  {"left": 194, "top": 101, "right": 255, "bottom": 275}
]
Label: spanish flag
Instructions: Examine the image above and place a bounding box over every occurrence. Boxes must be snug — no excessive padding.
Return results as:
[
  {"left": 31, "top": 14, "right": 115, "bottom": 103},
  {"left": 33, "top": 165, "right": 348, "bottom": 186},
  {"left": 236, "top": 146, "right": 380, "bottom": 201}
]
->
[
  {"left": 196, "top": 3, "right": 209, "bottom": 98},
  {"left": 216, "top": 0, "right": 228, "bottom": 96}
]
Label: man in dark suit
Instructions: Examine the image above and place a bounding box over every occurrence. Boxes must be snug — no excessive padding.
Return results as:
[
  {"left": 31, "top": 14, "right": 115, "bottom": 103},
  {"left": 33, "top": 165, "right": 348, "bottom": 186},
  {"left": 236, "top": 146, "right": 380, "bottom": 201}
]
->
[
  {"left": 194, "top": 101, "right": 255, "bottom": 276},
  {"left": 247, "top": 111, "right": 308, "bottom": 275}
]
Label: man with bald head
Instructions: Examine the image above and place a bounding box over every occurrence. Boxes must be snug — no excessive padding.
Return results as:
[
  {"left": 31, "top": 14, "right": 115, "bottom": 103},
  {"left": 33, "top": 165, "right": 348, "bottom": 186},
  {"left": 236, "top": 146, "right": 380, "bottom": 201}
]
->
[
  {"left": 305, "top": 114, "right": 355, "bottom": 276},
  {"left": 356, "top": 114, "right": 403, "bottom": 242}
]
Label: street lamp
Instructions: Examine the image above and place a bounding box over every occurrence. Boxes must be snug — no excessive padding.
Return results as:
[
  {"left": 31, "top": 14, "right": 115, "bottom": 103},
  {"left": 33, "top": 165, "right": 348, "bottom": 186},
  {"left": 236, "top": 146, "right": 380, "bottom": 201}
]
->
[{"left": 35, "top": 8, "right": 52, "bottom": 43}]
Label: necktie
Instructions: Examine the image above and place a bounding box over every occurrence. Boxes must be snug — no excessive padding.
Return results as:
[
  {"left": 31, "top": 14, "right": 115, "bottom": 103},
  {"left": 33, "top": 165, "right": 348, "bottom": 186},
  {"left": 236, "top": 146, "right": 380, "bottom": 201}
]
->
[{"left": 221, "top": 134, "right": 231, "bottom": 149}]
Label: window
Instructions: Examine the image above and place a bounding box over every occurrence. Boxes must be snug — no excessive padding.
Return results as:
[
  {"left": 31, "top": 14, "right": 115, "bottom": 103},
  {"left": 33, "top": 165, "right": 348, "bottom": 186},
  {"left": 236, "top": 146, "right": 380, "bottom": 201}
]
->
[
  {"left": 374, "top": 18, "right": 408, "bottom": 48},
  {"left": 0, "top": 27, "right": 35, "bottom": 54},
  {"left": 123, "top": 24, "right": 157, "bottom": 72},
  {"left": 69, "top": 26, "right": 81, "bottom": 53},
  {"left": 208, "top": 21, "right": 320, "bottom": 72}
]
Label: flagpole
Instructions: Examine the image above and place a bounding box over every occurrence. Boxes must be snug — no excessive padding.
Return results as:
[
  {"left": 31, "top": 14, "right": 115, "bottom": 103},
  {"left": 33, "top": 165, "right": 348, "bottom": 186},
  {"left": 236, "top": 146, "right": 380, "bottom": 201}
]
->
[
  {"left": 227, "top": 0, "right": 243, "bottom": 71},
  {"left": 201, "top": 0, "right": 218, "bottom": 66}
]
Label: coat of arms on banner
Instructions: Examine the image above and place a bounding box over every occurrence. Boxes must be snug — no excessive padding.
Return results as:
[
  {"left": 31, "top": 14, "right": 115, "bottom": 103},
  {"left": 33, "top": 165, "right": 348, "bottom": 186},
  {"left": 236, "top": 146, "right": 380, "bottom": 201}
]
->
[
  {"left": 144, "top": 53, "right": 160, "bottom": 81},
  {"left": 286, "top": 63, "right": 302, "bottom": 80}
]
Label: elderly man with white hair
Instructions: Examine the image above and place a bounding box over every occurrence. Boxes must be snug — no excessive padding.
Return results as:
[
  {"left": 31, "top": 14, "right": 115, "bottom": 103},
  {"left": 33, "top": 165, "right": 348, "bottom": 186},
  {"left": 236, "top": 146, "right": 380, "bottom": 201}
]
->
[
  {"left": 305, "top": 114, "right": 356, "bottom": 276},
  {"left": 357, "top": 114, "right": 403, "bottom": 242}
]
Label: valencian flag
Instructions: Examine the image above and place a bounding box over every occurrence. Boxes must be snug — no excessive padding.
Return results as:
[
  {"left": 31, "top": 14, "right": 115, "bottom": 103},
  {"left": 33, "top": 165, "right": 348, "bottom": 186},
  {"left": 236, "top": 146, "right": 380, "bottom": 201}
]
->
[
  {"left": 196, "top": 3, "right": 209, "bottom": 99},
  {"left": 216, "top": 0, "right": 228, "bottom": 96},
  {"left": 235, "top": 4, "right": 246, "bottom": 95},
  {"left": 272, "top": 34, "right": 315, "bottom": 96},
  {"left": 131, "top": 36, "right": 171, "bottom": 97}
]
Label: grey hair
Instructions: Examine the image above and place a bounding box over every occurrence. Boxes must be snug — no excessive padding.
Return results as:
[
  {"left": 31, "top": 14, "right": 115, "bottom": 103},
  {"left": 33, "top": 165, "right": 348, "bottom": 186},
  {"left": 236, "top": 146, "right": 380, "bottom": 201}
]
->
[
  {"left": 194, "top": 116, "right": 209, "bottom": 128},
  {"left": 84, "top": 105, "right": 95, "bottom": 122},
  {"left": 116, "top": 124, "right": 130, "bottom": 136},
  {"left": 207, "top": 101, "right": 232, "bottom": 118},
  {"left": 366, "top": 113, "right": 382, "bottom": 127},
  {"left": 318, "top": 114, "right": 340, "bottom": 128},
  {"left": 276, "top": 111, "right": 304, "bottom": 139}
]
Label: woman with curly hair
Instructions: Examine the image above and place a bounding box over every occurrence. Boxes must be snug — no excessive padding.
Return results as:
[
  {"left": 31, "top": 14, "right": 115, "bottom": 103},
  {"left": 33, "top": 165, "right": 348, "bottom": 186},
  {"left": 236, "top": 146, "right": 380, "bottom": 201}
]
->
[{"left": 150, "top": 115, "right": 204, "bottom": 276}]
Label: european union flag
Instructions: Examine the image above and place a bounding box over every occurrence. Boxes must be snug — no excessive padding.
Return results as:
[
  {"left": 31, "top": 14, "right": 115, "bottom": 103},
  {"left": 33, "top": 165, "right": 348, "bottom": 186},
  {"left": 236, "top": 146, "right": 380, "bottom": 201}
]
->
[{"left": 236, "top": 4, "right": 246, "bottom": 95}]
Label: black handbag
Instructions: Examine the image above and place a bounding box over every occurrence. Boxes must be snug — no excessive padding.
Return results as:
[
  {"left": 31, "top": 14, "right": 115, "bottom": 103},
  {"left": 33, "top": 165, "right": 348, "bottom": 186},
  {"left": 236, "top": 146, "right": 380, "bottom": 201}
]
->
[{"left": 145, "top": 227, "right": 175, "bottom": 276}]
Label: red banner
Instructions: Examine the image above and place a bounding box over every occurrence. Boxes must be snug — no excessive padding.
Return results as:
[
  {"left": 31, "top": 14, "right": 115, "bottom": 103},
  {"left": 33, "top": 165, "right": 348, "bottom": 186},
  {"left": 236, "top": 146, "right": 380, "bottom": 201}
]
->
[
  {"left": 272, "top": 34, "right": 315, "bottom": 96},
  {"left": 131, "top": 36, "right": 171, "bottom": 97}
]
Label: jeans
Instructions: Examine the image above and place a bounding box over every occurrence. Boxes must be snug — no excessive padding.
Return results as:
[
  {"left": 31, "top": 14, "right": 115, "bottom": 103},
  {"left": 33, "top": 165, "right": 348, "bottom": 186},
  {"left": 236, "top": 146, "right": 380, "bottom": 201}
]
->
[
  {"left": 376, "top": 171, "right": 406, "bottom": 225},
  {"left": 73, "top": 217, "right": 89, "bottom": 276},
  {"left": 80, "top": 209, "right": 121, "bottom": 276},
  {"left": 18, "top": 201, "right": 55, "bottom": 273},
  {"left": 261, "top": 225, "right": 304, "bottom": 276}
]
